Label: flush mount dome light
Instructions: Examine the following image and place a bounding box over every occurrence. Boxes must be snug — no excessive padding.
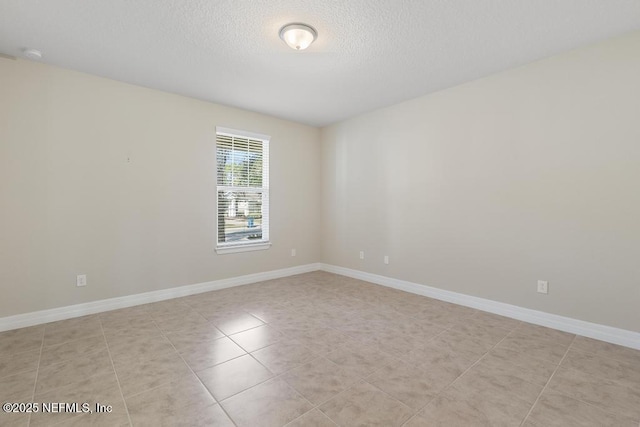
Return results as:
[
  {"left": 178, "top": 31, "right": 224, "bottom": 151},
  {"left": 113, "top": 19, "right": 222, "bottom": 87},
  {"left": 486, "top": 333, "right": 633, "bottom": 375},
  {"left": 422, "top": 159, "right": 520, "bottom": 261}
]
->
[
  {"left": 279, "top": 23, "right": 317, "bottom": 50},
  {"left": 23, "top": 48, "right": 43, "bottom": 60}
]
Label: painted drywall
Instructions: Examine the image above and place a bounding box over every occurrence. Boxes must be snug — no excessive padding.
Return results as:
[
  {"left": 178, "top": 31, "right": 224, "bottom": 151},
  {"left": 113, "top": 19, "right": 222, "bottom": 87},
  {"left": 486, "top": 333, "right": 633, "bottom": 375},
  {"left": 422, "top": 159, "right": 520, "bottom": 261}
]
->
[
  {"left": 0, "top": 59, "right": 321, "bottom": 317},
  {"left": 321, "top": 31, "right": 640, "bottom": 332}
]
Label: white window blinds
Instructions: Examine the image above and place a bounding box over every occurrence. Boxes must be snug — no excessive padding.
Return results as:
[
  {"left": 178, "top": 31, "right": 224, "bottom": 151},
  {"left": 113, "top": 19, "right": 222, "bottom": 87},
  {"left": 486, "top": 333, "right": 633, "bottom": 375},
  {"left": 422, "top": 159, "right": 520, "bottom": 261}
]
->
[{"left": 216, "top": 128, "right": 270, "bottom": 250}]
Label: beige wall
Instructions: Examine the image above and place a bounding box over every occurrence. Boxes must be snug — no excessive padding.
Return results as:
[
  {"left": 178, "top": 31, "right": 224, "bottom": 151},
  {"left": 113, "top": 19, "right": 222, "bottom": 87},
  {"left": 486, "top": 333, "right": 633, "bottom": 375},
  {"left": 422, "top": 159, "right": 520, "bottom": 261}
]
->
[
  {"left": 2, "top": 31, "right": 639, "bottom": 333},
  {"left": 0, "top": 59, "right": 321, "bottom": 317},
  {"left": 321, "top": 31, "right": 640, "bottom": 332}
]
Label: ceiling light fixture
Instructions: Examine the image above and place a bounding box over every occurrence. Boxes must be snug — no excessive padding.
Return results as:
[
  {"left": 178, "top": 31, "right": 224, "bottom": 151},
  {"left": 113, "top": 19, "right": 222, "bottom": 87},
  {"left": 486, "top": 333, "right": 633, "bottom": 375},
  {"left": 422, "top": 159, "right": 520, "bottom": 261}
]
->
[
  {"left": 23, "top": 48, "right": 43, "bottom": 60},
  {"left": 279, "top": 23, "right": 317, "bottom": 51}
]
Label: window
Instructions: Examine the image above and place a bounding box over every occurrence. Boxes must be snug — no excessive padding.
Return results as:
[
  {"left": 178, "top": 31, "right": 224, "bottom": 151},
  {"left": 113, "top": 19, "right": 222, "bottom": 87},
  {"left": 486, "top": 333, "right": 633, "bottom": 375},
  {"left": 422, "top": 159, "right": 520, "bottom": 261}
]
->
[{"left": 215, "top": 127, "right": 270, "bottom": 254}]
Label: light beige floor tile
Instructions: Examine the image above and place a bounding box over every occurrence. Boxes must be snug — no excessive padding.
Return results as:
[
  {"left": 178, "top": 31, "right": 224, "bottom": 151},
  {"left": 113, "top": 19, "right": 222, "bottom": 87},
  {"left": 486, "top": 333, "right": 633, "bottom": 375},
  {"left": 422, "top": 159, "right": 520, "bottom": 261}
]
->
[
  {"left": 114, "top": 350, "right": 192, "bottom": 397},
  {"left": 284, "top": 327, "right": 352, "bottom": 356},
  {"left": 367, "top": 360, "right": 456, "bottom": 409},
  {"left": 106, "top": 333, "right": 175, "bottom": 363},
  {"left": 282, "top": 357, "right": 360, "bottom": 405},
  {"left": 267, "top": 317, "right": 325, "bottom": 337},
  {"left": 285, "top": 409, "right": 338, "bottom": 427},
  {"left": 2, "top": 273, "right": 640, "bottom": 427},
  {"left": 101, "top": 318, "right": 161, "bottom": 339},
  {"left": 429, "top": 330, "right": 494, "bottom": 361},
  {"left": 40, "top": 335, "right": 107, "bottom": 367},
  {"left": 319, "top": 381, "right": 414, "bottom": 427},
  {"left": 43, "top": 315, "right": 103, "bottom": 346},
  {"left": 206, "top": 311, "right": 265, "bottom": 335},
  {"left": 393, "top": 319, "right": 445, "bottom": 342},
  {"left": 152, "top": 310, "right": 210, "bottom": 334},
  {"left": 467, "top": 311, "right": 521, "bottom": 330},
  {"left": 252, "top": 339, "right": 316, "bottom": 375},
  {"left": 449, "top": 322, "right": 512, "bottom": 345},
  {"left": 31, "top": 371, "right": 126, "bottom": 427},
  {"left": 561, "top": 348, "right": 640, "bottom": 391},
  {"left": 402, "top": 414, "right": 430, "bottom": 426},
  {"left": 99, "top": 311, "right": 157, "bottom": 329},
  {"left": 0, "top": 411, "right": 29, "bottom": 427},
  {"left": 400, "top": 342, "right": 474, "bottom": 375},
  {"left": 144, "top": 300, "right": 192, "bottom": 318},
  {"left": 422, "top": 361, "right": 543, "bottom": 426},
  {"left": 229, "top": 324, "right": 285, "bottom": 352},
  {"left": 547, "top": 365, "right": 640, "bottom": 420},
  {"left": 0, "top": 370, "right": 37, "bottom": 402},
  {"left": 0, "top": 325, "right": 44, "bottom": 358},
  {"left": 164, "top": 327, "right": 225, "bottom": 349},
  {"left": 188, "top": 301, "right": 238, "bottom": 318},
  {"left": 524, "top": 390, "right": 637, "bottom": 427},
  {"left": 361, "top": 331, "right": 424, "bottom": 360},
  {"left": 126, "top": 375, "right": 234, "bottom": 427},
  {"left": 244, "top": 306, "right": 296, "bottom": 323},
  {"left": 98, "top": 304, "right": 150, "bottom": 321},
  {"left": 515, "top": 323, "right": 575, "bottom": 344},
  {"left": 496, "top": 334, "right": 570, "bottom": 364},
  {"left": 36, "top": 349, "right": 113, "bottom": 394},
  {"left": 402, "top": 414, "right": 434, "bottom": 426},
  {"left": 324, "top": 341, "right": 398, "bottom": 378},
  {"left": 0, "top": 349, "right": 40, "bottom": 379},
  {"left": 417, "top": 392, "right": 528, "bottom": 427},
  {"left": 481, "top": 347, "right": 556, "bottom": 386},
  {"left": 197, "top": 354, "right": 273, "bottom": 400},
  {"left": 336, "top": 320, "right": 384, "bottom": 342},
  {"left": 98, "top": 307, "right": 153, "bottom": 332},
  {"left": 49, "top": 413, "right": 130, "bottom": 427},
  {"left": 176, "top": 336, "right": 246, "bottom": 371},
  {"left": 414, "top": 305, "right": 476, "bottom": 328},
  {"left": 448, "top": 359, "right": 543, "bottom": 405},
  {"left": 128, "top": 403, "right": 235, "bottom": 427},
  {"left": 571, "top": 336, "right": 640, "bottom": 365},
  {"left": 422, "top": 362, "right": 542, "bottom": 426},
  {"left": 221, "top": 378, "right": 313, "bottom": 427}
]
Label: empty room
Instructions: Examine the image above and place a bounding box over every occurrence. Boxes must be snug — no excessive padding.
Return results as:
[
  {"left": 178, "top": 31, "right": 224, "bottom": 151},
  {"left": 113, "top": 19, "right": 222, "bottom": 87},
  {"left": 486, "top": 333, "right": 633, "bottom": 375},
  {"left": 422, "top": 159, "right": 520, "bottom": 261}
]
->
[{"left": 1, "top": 1, "right": 639, "bottom": 426}]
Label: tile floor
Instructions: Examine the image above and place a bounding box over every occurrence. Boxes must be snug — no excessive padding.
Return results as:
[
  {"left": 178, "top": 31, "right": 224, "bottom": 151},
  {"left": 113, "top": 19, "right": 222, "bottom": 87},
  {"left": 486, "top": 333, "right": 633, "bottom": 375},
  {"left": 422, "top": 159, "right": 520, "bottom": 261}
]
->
[{"left": 1, "top": 271, "right": 639, "bottom": 426}]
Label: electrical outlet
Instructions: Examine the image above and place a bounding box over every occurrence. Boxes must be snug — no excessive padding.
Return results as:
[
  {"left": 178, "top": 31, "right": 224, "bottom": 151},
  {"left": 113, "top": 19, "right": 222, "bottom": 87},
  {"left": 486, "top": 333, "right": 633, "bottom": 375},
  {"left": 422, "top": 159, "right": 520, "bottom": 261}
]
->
[
  {"left": 537, "top": 280, "right": 548, "bottom": 294},
  {"left": 77, "top": 274, "right": 87, "bottom": 287},
  {"left": 291, "top": 248, "right": 296, "bottom": 257},
  {"left": 359, "top": 251, "right": 364, "bottom": 260},
  {"left": 384, "top": 255, "right": 389, "bottom": 265}
]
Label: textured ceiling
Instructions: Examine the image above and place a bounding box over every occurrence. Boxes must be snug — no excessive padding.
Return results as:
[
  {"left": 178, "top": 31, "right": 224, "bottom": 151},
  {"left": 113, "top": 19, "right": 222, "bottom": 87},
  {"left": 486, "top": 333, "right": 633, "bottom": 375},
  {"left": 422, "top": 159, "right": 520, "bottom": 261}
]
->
[{"left": 1, "top": 1, "right": 640, "bottom": 126}]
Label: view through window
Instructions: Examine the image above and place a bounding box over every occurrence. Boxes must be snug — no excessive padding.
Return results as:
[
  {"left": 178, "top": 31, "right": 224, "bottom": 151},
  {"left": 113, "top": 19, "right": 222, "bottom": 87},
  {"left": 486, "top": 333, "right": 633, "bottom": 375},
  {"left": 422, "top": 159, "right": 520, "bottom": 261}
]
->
[{"left": 216, "top": 128, "right": 270, "bottom": 251}]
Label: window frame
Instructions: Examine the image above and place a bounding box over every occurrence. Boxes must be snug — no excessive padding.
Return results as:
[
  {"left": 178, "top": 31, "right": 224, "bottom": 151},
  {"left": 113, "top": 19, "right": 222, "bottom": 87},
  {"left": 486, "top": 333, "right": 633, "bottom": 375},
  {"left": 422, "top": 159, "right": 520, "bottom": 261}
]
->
[{"left": 215, "top": 126, "right": 271, "bottom": 254}]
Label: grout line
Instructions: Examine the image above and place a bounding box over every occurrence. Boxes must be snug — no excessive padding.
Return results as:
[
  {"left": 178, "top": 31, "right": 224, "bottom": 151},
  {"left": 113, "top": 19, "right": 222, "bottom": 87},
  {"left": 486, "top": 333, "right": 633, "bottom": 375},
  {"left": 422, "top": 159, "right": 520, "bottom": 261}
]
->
[
  {"left": 567, "top": 337, "right": 640, "bottom": 367},
  {"left": 6, "top": 274, "right": 640, "bottom": 426},
  {"left": 157, "top": 325, "right": 240, "bottom": 427},
  {"left": 207, "top": 353, "right": 279, "bottom": 403},
  {"left": 535, "top": 382, "right": 640, "bottom": 424},
  {"left": 25, "top": 327, "right": 45, "bottom": 427},
  {"left": 99, "top": 317, "right": 134, "bottom": 427},
  {"left": 408, "top": 325, "right": 521, "bottom": 419},
  {"left": 533, "top": 356, "right": 640, "bottom": 423},
  {"left": 519, "top": 335, "right": 577, "bottom": 426}
]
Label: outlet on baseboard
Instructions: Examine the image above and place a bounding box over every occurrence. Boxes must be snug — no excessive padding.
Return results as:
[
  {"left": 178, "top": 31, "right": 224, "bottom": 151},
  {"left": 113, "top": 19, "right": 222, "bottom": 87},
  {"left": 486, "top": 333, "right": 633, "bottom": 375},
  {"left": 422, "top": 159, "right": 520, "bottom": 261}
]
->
[
  {"left": 77, "top": 274, "right": 87, "bottom": 287},
  {"left": 291, "top": 248, "right": 296, "bottom": 257},
  {"left": 537, "top": 280, "right": 548, "bottom": 294},
  {"left": 359, "top": 251, "right": 364, "bottom": 260},
  {"left": 384, "top": 255, "right": 389, "bottom": 265}
]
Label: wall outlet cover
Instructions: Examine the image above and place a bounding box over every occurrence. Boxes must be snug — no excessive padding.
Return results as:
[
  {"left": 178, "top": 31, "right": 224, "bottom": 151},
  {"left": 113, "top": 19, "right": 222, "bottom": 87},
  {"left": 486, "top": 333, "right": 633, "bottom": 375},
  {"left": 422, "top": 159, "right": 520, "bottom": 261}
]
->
[
  {"left": 77, "top": 274, "right": 87, "bottom": 287},
  {"left": 537, "top": 280, "right": 548, "bottom": 294}
]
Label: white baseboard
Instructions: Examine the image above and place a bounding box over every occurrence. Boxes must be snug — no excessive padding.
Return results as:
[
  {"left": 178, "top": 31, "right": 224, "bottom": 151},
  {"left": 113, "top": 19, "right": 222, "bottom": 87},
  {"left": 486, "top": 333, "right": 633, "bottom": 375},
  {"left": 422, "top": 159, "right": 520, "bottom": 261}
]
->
[
  {"left": 3, "top": 261, "right": 638, "bottom": 351},
  {"left": 319, "top": 263, "right": 640, "bottom": 351},
  {"left": 0, "top": 263, "right": 321, "bottom": 333}
]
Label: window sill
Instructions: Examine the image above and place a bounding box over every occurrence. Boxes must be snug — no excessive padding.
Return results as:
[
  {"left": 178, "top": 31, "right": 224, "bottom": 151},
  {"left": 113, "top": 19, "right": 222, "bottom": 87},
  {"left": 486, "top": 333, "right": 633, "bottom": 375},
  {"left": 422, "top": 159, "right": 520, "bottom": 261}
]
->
[{"left": 216, "top": 242, "right": 271, "bottom": 255}]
